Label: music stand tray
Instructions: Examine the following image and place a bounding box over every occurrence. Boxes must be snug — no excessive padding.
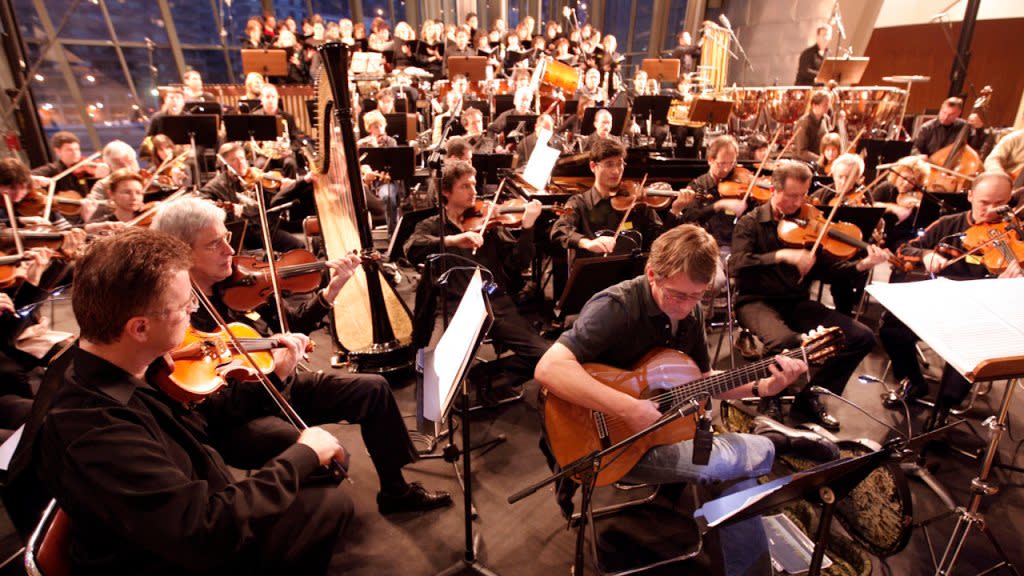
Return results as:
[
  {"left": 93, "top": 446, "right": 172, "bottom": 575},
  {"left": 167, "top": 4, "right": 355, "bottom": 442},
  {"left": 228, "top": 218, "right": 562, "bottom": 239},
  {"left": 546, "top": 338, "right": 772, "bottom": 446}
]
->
[
  {"left": 241, "top": 49, "right": 289, "bottom": 78},
  {"left": 184, "top": 101, "right": 222, "bottom": 116},
  {"left": 502, "top": 114, "right": 538, "bottom": 138},
  {"left": 470, "top": 153, "right": 513, "bottom": 186},
  {"left": 641, "top": 58, "right": 681, "bottom": 84},
  {"left": 633, "top": 96, "right": 672, "bottom": 124},
  {"left": 361, "top": 146, "right": 415, "bottom": 188},
  {"left": 581, "top": 107, "right": 629, "bottom": 135},
  {"left": 222, "top": 114, "right": 279, "bottom": 143},
  {"left": 160, "top": 114, "right": 219, "bottom": 149},
  {"left": 688, "top": 98, "right": 733, "bottom": 126},
  {"left": 556, "top": 252, "right": 646, "bottom": 319},
  {"left": 447, "top": 56, "right": 489, "bottom": 82},
  {"left": 815, "top": 57, "right": 870, "bottom": 86}
]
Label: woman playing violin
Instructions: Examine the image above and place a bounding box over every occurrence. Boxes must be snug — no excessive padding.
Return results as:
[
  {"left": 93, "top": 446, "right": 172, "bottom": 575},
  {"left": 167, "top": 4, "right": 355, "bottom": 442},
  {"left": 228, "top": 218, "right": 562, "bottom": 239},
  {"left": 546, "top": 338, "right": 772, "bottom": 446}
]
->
[
  {"left": 871, "top": 155, "right": 931, "bottom": 248},
  {"left": 149, "top": 134, "right": 192, "bottom": 187}
]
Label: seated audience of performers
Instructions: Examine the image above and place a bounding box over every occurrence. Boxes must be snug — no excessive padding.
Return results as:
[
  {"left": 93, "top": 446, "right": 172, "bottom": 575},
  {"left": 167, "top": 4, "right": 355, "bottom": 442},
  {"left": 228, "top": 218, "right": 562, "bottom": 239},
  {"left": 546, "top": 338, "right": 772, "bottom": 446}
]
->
[
  {"left": 31, "top": 131, "right": 95, "bottom": 198},
  {"left": 881, "top": 172, "right": 1021, "bottom": 415},
  {"left": 182, "top": 68, "right": 216, "bottom": 103},
  {"left": 581, "top": 108, "right": 619, "bottom": 152},
  {"left": 87, "top": 140, "right": 139, "bottom": 201},
  {"left": 405, "top": 161, "right": 549, "bottom": 394},
  {"left": 513, "top": 113, "right": 564, "bottom": 169},
  {"left": 151, "top": 198, "right": 452, "bottom": 514},
  {"left": 551, "top": 138, "right": 689, "bottom": 256},
  {"left": 31, "top": 227, "right": 355, "bottom": 575},
  {"left": 89, "top": 168, "right": 146, "bottom": 223},
  {"left": 912, "top": 97, "right": 965, "bottom": 157},
  {"left": 536, "top": 224, "right": 838, "bottom": 576},
  {"left": 871, "top": 155, "right": 931, "bottom": 248},
  {"left": 984, "top": 127, "right": 1024, "bottom": 185},
  {"left": 795, "top": 25, "right": 831, "bottom": 85},
  {"left": 200, "top": 141, "right": 303, "bottom": 252},
  {"left": 730, "top": 161, "right": 889, "bottom": 430},
  {"left": 146, "top": 87, "right": 186, "bottom": 138},
  {"left": 679, "top": 135, "right": 748, "bottom": 285},
  {"left": 791, "top": 90, "right": 830, "bottom": 163},
  {"left": 460, "top": 106, "right": 498, "bottom": 153}
]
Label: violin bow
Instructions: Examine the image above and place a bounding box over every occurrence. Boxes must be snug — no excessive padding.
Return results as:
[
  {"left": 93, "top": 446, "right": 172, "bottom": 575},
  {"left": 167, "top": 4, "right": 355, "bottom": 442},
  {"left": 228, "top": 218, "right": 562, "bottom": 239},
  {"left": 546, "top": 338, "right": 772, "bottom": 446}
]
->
[
  {"left": 738, "top": 125, "right": 783, "bottom": 205},
  {"left": 252, "top": 172, "right": 291, "bottom": 334},
  {"left": 42, "top": 151, "right": 102, "bottom": 222},
  {"left": 190, "top": 281, "right": 348, "bottom": 482},
  {"left": 800, "top": 173, "right": 856, "bottom": 283},
  {"left": 3, "top": 194, "right": 25, "bottom": 257},
  {"left": 472, "top": 177, "right": 508, "bottom": 256},
  {"left": 145, "top": 147, "right": 192, "bottom": 191},
  {"left": 609, "top": 173, "right": 647, "bottom": 257}
]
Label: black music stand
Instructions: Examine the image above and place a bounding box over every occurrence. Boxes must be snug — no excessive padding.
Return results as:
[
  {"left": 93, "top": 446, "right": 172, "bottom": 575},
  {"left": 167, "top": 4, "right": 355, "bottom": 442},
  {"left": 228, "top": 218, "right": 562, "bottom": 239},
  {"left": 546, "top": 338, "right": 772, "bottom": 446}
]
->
[
  {"left": 632, "top": 96, "right": 671, "bottom": 126},
  {"left": 386, "top": 207, "right": 434, "bottom": 263},
  {"left": 814, "top": 57, "right": 870, "bottom": 86},
  {"left": 688, "top": 98, "right": 733, "bottom": 126},
  {"left": 160, "top": 114, "right": 219, "bottom": 188},
  {"left": 236, "top": 98, "right": 260, "bottom": 114},
  {"left": 500, "top": 114, "right": 537, "bottom": 138},
  {"left": 641, "top": 58, "right": 681, "bottom": 84},
  {"left": 857, "top": 139, "right": 913, "bottom": 182},
  {"left": 361, "top": 146, "right": 415, "bottom": 188},
  {"left": 184, "top": 101, "right": 222, "bottom": 116},
  {"left": 581, "top": 107, "right": 629, "bottom": 135},
  {"left": 383, "top": 113, "right": 416, "bottom": 142},
  {"left": 493, "top": 95, "right": 514, "bottom": 118},
  {"left": 832, "top": 206, "right": 885, "bottom": 241},
  {"left": 564, "top": 99, "right": 580, "bottom": 117},
  {"left": 464, "top": 100, "right": 491, "bottom": 124},
  {"left": 927, "top": 191, "right": 970, "bottom": 213},
  {"left": 555, "top": 251, "right": 646, "bottom": 320},
  {"left": 223, "top": 114, "right": 278, "bottom": 143},
  {"left": 241, "top": 48, "right": 289, "bottom": 78},
  {"left": 447, "top": 56, "right": 489, "bottom": 82},
  {"left": 471, "top": 153, "right": 513, "bottom": 192}
]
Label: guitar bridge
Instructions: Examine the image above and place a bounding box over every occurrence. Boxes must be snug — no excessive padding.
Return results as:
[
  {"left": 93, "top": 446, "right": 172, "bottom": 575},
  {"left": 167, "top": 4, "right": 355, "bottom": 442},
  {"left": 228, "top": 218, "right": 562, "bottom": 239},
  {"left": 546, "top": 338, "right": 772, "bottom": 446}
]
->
[{"left": 592, "top": 411, "right": 611, "bottom": 449}]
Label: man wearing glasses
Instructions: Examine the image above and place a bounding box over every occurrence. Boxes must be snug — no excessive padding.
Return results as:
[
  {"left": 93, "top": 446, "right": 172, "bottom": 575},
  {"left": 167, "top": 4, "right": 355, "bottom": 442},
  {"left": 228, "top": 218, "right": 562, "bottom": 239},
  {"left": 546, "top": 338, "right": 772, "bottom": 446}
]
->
[
  {"left": 536, "top": 224, "right": 832, "bottom": 576},
  {"left": 550, "top": 138, "right": 693, "bottom": 256}
]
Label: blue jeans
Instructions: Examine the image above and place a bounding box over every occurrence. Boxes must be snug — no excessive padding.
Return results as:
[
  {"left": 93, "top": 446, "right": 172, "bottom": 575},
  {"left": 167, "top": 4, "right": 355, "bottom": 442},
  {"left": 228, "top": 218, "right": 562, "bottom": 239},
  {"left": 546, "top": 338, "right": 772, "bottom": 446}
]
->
[{"left": 622, "top": 433, "right": 774, "bottom": 576}]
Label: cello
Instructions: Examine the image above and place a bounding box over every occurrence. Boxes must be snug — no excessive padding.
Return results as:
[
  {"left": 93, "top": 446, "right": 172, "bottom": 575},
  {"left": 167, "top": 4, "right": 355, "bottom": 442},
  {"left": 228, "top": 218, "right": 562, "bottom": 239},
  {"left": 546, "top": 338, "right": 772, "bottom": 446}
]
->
[
  {"left": 311, "top": 42, "right": 414, "bottom": 372},
  {"left": 926, "top": 87, "right": 991, "bottom": 192}
]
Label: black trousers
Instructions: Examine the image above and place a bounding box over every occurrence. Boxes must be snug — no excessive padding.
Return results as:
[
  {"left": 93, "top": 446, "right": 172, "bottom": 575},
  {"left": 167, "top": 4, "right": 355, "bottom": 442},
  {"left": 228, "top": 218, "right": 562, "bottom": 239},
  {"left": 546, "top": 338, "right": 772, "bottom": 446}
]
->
[
  {"left": 223, "top": 371, "right": 418, "bottom": 490},
  {"left": 878, "top": 310, "right": 971, "bottom": 408},
  {"left": 737, "top": 298, "right": 877, "bottom": 395}
]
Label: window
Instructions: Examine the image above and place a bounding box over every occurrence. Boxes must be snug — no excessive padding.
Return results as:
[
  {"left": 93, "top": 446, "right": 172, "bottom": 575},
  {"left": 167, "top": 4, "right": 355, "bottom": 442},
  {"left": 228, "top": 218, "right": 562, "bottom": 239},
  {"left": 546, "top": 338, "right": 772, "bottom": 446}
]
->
[
  {"left": 664, "top": 0, "right": 689, "bottom": 51},
  {"left": 311, "top": 0, "right": 352, "bottom": 23}
]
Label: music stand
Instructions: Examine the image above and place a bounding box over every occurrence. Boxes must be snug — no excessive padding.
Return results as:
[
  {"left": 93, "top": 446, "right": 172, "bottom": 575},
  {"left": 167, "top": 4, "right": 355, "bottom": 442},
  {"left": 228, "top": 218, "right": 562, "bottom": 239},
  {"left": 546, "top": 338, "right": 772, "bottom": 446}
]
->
[
  {"left": 641, "top": 58, "right": 681, "bottom": 84},
  {"left": 351, "top": 51, "right": 385, "bottom": 75},
  {"left": 832, "top": 206, "right": 885, "bottom": 241},
  {"left": 386, "top": 207, "right": 434, "bottom": 263},
  {"left": 447, "top": 56, "right": 489, "bottom": 82},
  {"left": 632, "top": 96, "right": 671, "bottom": 125},
  {"left": 581, "top": 107, "right": 629, "bottom": 135},
  {"left": 857, "top": 138, "right": 913, "bottom": 182},
  {"left": 555, "top": 252, "right": 646, "bottom": 320},
  {"left": 361, "top": 146, "right": 415, "bottom": 188},
  {"left": 241, "top": 49, "right": 289, "bottom": 78},
  {"left": 493, "top": 94, "right": 515, "bottom": 118},
  {"left": 814, "top": 57, "right": 869, "bottom": 86},
  {"left": 471, "top": 153, "right": 513, "bottom": 192},
  {"left": 222, "top": 114, "right": 278, "bottom": 143},
  {"left": 688, "top": 97, "right": 733, "bottom": 126},
  {"left": 501, "top": 114, "right": 537, "bottom": 138},
  {"left": 564, "top": 99, "right": 579, "bottom": 117},
  {"left": 184, "top": 101, "right": 222, "bottom": 116},
  {"left": 236, "top": 98, "right": 260, "bottom": 114},
  {"left": 383, "top": 113, "right": 417, "bottom": 142},
  {"left": 160, "top": 115, "right": 219, "bottom": 189}
]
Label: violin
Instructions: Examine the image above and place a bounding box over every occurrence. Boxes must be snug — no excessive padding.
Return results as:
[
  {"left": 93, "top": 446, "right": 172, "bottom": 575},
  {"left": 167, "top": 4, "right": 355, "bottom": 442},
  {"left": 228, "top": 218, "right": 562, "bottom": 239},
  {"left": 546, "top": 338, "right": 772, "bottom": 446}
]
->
[
  {"left": 959, "top": 220, "right": 1024, "bottom": 275},
  {"left": 778, "top": 203, "right": 904, "bottom": 268},
  {"left": 717, "top": 166, "right": 772, "bottom": 203},
  {"left": 153, "top": 322, "right": 315, "bottom": 404},
  {"left": 0, "top": 229, "right": 82, "bottom": 254},
  {"left": 827, "top": 185, "right": 872, "bottom": 208},
  {"left": 71, "top": 161, "right": 110, "bottom": 180},
  {"left": 460, "top": 198, "right": 570, "bottom": 232},
  {"left": 220, "top": 249, "right": 330, "bottom": 312},
  {"left": 0, "top": 252, "right": 27, "bottom": 289},
  {"left": 608, "top": 181, "right": 706, "bottom": 211},
  {"left": 242, "top": 167, "right": 286, "bottom": 191},
  {"left": 16, "top": 188, "right": 107, "bottom": 217}
]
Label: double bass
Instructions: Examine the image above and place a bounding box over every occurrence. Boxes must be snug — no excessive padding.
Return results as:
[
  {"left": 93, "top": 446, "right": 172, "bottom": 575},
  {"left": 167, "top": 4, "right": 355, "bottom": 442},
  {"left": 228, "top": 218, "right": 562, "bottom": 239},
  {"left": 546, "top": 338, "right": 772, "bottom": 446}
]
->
[
  {"left": 926, "top": 87, "right": 991, "bottom": 192},
  {"left": 310, "top": 43, "right": 414, "bottom": 372}
]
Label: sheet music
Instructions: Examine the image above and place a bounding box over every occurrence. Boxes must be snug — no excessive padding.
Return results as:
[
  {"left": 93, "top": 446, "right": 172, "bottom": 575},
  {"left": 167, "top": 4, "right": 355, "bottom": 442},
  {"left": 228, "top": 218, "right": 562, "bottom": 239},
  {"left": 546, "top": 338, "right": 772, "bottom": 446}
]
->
[
  {"left": 867, "top": 278, "right": 1024, "bottom": 380},
  {"left": 522, "top": 143, "right": 560, "bottom": 191}
]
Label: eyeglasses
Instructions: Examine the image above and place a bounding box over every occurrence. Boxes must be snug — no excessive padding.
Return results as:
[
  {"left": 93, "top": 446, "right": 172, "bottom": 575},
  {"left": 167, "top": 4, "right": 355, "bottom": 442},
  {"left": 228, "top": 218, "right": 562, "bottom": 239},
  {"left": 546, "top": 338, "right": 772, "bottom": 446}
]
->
[
  {"left": 152, "top": 292, "right": 199, "bottom": 319},
  {"left": 201, "top": 231, "right": 232, "bottom": 252},
  {"left": 654, "top": 277, "right": 707, "bottom": 304}
]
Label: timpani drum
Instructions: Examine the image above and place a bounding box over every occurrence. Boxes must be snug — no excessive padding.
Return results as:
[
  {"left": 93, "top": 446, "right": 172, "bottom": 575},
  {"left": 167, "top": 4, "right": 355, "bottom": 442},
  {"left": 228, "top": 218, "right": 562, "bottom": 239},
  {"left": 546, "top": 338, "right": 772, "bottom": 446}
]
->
[
  {"left": 765, "top": 86, "right": 812, "bottom": 124},
  {"left": 540, "top": 59, "right": 580, "bottom": 94},
  {"left": 724, "top": 86, "right": 764, "bottom": 122},
  {"left": 835, "top": 86, "right": 906, "bottom": 130}
]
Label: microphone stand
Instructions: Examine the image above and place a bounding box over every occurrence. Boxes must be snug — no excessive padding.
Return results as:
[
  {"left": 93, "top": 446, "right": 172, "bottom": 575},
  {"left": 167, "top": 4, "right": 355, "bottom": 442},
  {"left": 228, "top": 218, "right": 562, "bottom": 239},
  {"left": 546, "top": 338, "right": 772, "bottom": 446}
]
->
[{"left": 719, "top": 19, "right": 754, "bottom": 85}]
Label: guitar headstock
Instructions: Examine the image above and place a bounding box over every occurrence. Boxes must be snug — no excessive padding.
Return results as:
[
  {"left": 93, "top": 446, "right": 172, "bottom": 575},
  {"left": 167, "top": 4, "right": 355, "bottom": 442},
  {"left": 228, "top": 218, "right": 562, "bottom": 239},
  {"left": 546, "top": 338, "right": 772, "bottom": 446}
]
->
[{"left": 800, "top": 326, "right": 844, "bottom": 364}]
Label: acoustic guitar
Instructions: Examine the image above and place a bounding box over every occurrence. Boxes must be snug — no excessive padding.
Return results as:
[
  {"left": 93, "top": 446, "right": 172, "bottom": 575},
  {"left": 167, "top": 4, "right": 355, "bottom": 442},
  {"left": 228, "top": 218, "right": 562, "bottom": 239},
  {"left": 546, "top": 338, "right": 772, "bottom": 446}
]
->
[{"left": 543, "top": 327, "right": 844, "bottom": 486}]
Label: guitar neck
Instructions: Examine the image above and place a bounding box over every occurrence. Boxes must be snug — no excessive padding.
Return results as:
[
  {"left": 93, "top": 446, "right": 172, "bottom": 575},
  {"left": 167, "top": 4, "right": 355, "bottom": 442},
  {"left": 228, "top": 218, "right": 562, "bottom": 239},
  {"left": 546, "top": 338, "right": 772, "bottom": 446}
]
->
[{"left": 658, "top": 348, "right": 804, "bottom": 409}]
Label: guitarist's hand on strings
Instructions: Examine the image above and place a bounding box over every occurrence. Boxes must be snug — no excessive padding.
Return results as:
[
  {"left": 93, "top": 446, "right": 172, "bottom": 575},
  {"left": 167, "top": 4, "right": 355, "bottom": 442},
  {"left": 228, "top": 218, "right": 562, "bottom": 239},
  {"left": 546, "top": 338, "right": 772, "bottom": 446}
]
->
[
  {"left": 756, "top": 354, "right": 808, "bottom": 398},
  {"left": 619, "top": 397, "right": 663, "bottom": 434}
]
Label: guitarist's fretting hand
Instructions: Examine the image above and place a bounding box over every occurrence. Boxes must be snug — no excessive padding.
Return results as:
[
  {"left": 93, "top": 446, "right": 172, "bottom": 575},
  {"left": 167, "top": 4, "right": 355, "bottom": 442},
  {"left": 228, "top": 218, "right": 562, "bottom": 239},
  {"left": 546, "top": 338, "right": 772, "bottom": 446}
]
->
[{"left": 756, "top": 354, "right": 809, "bottom": 398}]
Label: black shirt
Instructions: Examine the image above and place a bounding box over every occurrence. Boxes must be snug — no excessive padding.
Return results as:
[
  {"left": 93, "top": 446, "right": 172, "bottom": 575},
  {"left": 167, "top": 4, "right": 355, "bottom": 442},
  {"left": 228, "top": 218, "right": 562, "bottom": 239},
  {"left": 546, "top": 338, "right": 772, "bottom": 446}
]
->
[
  {"left": 730, "top": 202, "right": 862, "bottom": 306},
  {"left": 31, "top": 160, "right": 90, "bottom": 195},
  {"left": 558, "top": 274, "right": 709, "bottom": 371},
  {"left": 896, "top": 211, "right": 989, "bottom": 280},
  {"left": 681, "top": 170, "right": 737, "bottom": 247},
  {"left": 795, "top": 44, "right": 826, "bottom": 85},
  {"left": 35, "top": 346, "right": 319, "bottom": 575},
  {"left": 791, "top": 112, "right": 826, "bottom": 162},
  {"left": 912, "top": 118, "right": 967, "bottom": 157},
  {"left": 550, "top": 185, "right": 678, "bottom": 251}
]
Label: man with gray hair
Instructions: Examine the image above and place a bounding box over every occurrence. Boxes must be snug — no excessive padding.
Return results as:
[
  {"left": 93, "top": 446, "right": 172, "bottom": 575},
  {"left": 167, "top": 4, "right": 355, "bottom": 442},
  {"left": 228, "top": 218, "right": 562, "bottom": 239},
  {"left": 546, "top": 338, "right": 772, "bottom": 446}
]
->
[{"left": 87, "top": 140, "right": 139, "bottom": 202}]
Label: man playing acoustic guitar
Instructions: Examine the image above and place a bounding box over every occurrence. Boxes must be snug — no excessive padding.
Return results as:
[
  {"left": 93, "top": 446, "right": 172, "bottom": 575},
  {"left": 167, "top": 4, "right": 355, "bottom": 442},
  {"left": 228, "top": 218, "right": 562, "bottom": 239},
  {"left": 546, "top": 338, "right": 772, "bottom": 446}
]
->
[{"left": 536, "top": 224, "right": 838, "bottom": 576}]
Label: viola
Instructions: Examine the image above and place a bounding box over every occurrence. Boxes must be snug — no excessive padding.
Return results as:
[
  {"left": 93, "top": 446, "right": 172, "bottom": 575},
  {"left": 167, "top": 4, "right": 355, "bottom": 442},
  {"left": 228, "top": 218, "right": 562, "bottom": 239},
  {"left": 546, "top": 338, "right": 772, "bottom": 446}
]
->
[
  {"left": 460, "top": 199, "right": 570, "bottom": 232},
  {"left": 959, "top": 220, "right": 1024, "bottom": 275},
  {"left": 718, "top": 166, "right": 772, "bottom": 203},
  {"left": 153, "top": 322, "right": 314, "bottom": 404},
  {"left": 608, "top": 182, "right": 707, "bottom": 212},
  {"left": 777, "top": 203, "right": 903, "bottom": 268},
  {"left": 220, "top": 249, "right": 329, "bottom": 311}
]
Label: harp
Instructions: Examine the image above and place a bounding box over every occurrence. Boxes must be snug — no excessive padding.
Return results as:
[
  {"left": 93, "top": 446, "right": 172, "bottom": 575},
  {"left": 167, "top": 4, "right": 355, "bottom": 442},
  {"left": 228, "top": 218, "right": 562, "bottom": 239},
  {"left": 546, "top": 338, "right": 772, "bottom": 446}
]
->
[{"left": 310, "top": 42, "right": 414, "bottom": 372}]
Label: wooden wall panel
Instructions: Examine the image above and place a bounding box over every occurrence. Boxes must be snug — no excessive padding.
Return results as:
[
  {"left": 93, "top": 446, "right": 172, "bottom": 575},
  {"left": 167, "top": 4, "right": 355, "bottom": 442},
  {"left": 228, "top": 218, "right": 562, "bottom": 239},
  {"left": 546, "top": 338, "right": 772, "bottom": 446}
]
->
[{"left": 861, "top": 18, "right": 1024, "bottom": 127}]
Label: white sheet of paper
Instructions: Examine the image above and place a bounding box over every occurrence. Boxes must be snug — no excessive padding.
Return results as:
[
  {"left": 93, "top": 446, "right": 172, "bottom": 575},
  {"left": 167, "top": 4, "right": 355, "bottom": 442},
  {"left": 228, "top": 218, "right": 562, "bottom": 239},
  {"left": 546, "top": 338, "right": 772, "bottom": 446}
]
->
[
  {"left": 866, "top": 277, "right": 1024, "bottom": 380},
  {"left": 522, "top": 144, "right": 560, "bottom": 191},
  {"left": 422, "top": 270, "right": 489, "bottom": 428}
]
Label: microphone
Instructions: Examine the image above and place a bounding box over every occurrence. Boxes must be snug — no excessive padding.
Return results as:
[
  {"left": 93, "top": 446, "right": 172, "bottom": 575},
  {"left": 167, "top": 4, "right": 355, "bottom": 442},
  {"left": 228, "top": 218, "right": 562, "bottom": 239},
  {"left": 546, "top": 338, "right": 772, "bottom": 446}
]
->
[
  {"left": 718, "top": 14, "right": 733, "bottom": 30},
  {"left": 809, "top": 386, "right": 908, "bottom": 441}
]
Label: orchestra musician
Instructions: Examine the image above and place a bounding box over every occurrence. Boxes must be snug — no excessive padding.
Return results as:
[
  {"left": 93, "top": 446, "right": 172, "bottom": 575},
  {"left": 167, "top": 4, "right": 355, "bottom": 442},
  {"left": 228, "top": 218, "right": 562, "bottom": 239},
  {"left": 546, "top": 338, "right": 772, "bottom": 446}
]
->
[
  {"left": 912, "top": 97, "right": 966, "bottom": 157},
  {"left": 29, "top": 227, "right": 356, "bottom": 575},
  {"left": 794, "top": 25, "right": 832, "bottom": 85},
  {"left": 149, "top": 134, "right": 193, "bottom": 187},
  {"left": 791, "top": 90, "right": 831, "bottom": 163},
  {"left": 89, "top": 169, "right": 145, "bottom": 223},
  {"left": 357, "top": 110, "right": 403, "bottom": 233},
  {"left": 31, "top": 131, "right": 96, "bottom": 197},
  {"left": 536, "top": 224, "right": 832, "bottom": 576},
  {"left": 881, "top": 172, "right": 1021, "bottom": 416},
  {"left": 460, "top": 107, "right": 499, "bottom": 154},
  {"left": 87, "top": 140, "right": 139, "bottom": 202},
  {"left": 984, "top": 127, "right": 1024, "bottom": 187},
  {"left": 182, "top": 68, "right": 216, "bottom": 103},
  {"left": 581, "top": 108, "right": 619, "bottom": 152},
  {"left": 255, "top": 84, "right": 302, "bottom": 178},
  {"left": 513, "top": 113, "right": 564, "bottom": 169},
  {"left": 151, "top": 198, "right": 453, "bottom": 515},
  {"left": 730, "top": 161, "right": 888, "bottom": 429},
  {"left": 488, "top": 86, "right": 534, "bottom": 138},
  {"left": 669, "top": 30, "right": 700, "bottom": 75},
  {"left": 818, "top": 132, "right": 841, "bottom": 175},
  {"left": 405, "top": 161, "right": 549, "bottom": 396},
  {"left": 966, "top": 112, "right": 996, "bottom": 161},
  {"left": 871, "top": 155, "right": 931, "bottom": 248},
  {"left": 242, "top": 72, "right": 266, "bottom": 103},
  {"left": 146, "top": 88, "right": 186, "bottom": 138}
]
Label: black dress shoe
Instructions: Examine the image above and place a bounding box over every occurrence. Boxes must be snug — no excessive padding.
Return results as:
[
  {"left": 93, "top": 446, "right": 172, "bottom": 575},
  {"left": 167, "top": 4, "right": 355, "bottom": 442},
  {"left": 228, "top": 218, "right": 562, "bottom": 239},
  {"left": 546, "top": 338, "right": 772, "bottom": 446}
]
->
[
  {"left": 377, "top": 482, "right": 453, "bottom": 515},
  {"left": 792, "top": 393, "right": 841, "bottom": 432},
  {"left": 753, "top": 416, "right": 840, "bottom": 461},
  {"left": 758, "top": 396, "right": 783, "bottom": 422}
]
